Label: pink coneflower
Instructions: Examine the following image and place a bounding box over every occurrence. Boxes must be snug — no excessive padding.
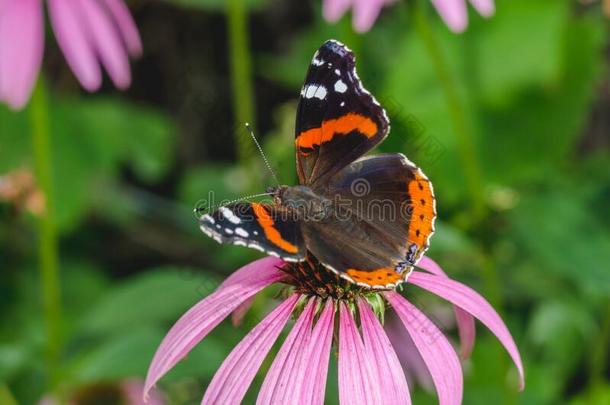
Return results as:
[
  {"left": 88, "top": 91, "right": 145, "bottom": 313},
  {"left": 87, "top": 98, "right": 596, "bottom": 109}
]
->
[
  {"left": 0, "top": 0, "right": 142, "bottom": 110},
  {"left": 144, "top": 256, "right": 524, "bottom": 404},
  {"left": 323, "top": 0, "right": 495, "bottom": 33}
]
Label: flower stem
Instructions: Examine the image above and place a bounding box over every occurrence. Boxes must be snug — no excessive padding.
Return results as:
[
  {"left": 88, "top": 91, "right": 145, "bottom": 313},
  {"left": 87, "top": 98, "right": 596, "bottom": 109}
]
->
[
  {"left": 411, "top": 1, "right": 486, "bottom": 219},
  {"left": 227, "top": 0, "right": 256, "bottom": 163},
  {"left": 589, "top": 301, "right": 610, "bottom": 389},
  {"left": 30, "top": 79, "right": 61, "bottom": 387},
  {"left": 0, "top": 384, "right": 19, "bottom": 405}
]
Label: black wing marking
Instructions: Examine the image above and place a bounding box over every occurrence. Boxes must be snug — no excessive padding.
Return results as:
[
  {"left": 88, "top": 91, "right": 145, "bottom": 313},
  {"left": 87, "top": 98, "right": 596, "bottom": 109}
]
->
[
  {"left": 295, "top": 39, "right": 390, "bottom": 188},
  {"left": 199, "top": 203, "right": 306, "bottom": 262}
]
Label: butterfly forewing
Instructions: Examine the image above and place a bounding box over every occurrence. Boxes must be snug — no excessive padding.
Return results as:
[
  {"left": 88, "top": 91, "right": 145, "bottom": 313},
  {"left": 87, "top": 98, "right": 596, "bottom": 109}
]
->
[
  {"left": 295, "top": 40, "right": 389, "bottom": 188},
  {"left": 199, "top": 203, "right": 306, "bottom": 262}
]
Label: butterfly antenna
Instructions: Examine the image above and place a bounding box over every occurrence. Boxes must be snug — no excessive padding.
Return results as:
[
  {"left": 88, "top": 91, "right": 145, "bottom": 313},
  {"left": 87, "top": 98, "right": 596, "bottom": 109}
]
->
[
  {"left": 195, "top": 192, "right": 275, "bottom": 215},
  {"left": 245, "top": 123, "right": 281, "bottom": 187},
  {"left": 224, "top": 191, "right": 275, "bottom": 206}
]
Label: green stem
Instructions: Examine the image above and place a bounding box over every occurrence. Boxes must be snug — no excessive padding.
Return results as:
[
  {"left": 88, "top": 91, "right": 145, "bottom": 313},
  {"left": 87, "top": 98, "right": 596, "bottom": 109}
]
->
[
  {"left": 227, "top": 0, "right": 256, "bottom": 163},
  {"left": 412, "top": 1, "right": 486, "bottom": 219},
  {"left": 0, "top": 384, "right": 19, "bottom": 405},
  {"left": 589, "top": 301, "right": 610, "bottom": 389},
  {"left": 30, "top": 79, "right": 61, "bottom": 387}
]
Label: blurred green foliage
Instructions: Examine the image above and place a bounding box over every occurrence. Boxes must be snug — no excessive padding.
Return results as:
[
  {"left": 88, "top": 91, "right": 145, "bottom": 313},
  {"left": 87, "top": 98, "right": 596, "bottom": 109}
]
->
[{"left": 1, "top": 0, "right": 610, "bottom": 404}]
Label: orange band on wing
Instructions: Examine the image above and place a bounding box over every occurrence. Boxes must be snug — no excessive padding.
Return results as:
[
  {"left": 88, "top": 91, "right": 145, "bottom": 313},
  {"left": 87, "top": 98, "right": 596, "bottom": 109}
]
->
[
  {"left": 251, "top": 203, "right": 299, "bottom": 254},
  {"left": 296, "top": 113, "right": 378, "bottom": 150},
  {"left": 407, "top": 171, "right": 435, "bottom": 247},
  {"left": 346, "top": 267, "right": 402, "bottom": 286}
]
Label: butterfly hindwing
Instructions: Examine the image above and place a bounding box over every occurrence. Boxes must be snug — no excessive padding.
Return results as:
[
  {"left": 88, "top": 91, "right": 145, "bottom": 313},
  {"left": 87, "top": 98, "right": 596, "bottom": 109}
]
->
[
  {"left": 300, "top": 153, "right": 436, "bottom": 288},
  {"left": 199, "top": 203, "right": 306, "bottom": 262},
  {"left": 295, "top": 40, "right": 389, "bottom": 188}
]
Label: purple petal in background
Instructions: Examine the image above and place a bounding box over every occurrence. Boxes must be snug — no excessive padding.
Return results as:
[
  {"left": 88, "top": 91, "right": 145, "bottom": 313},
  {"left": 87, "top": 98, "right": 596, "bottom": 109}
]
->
[
  {"left": 257, "top": 298, "right": 317, "bottom": 405},
  {"left": 469, "top": 0, "right": 495, "bottom": 17},
  {"left": 385, "top": 313, "right": 435, "bottom": 391},
  {"left": 48, "top": 0, "right": 102, "bottom": 91},
  {"left": 231, "top": 296, "right": 255, "bottom": 326},
  {"left": 431, "top": 0, "right": 468, "bottom": 32},
  {"left": 338, "top": 302, "right": 382, "bottom": 405},
  {"left": 352, "top": 0, "right": 386, "bottom": 32},
  {"left": 102, "top": 0, "right": 143, "bottom": 56},
  {"left": 417, "top": 257, "right": 476, "bottom": 358},
  {"left": 299, "top": 300, "right": 335, "bottom": 405},
  {"left": 122, "top": 379, "right": 165, "bottom": 405},
  {"left": 202, "top": 294, "right": 300, "bottom": 405},
  {"left": 359, "top": 299, "right": 411, "bottom": 405},
  {"left": 385, "top": 291, "right": 463, "bottom": 405},
  {"left": 323, "top": 0, "right": 353, "bottom": 23},
  {"left": 78, "top": 0, "right": 131, "bottom": 89},
  {"left": 0, "top": 0, "right": 44, "bottom": 110},
  {"left": 408, "top": 271, "right": 525, "bottom": 389},
  {"left": 144, "top": 258, "right": 284, "bottom": 398}
]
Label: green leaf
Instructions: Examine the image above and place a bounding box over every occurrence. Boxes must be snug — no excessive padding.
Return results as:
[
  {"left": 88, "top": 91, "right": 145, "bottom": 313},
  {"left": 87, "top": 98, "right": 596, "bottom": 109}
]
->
[
  {"left": 78, "top": 268, "right": 220, "bottom": 336},
  {"left": 571, "top": 385, "right": 610, "bottom": 405},
  {"left": 509, "top": 188, "right": 610, "bottom": 292},
  {"left": 479, "top": 12, "right": 605, "bottom": 184},
  {"left": 474, "top": 0, "right": 568, "bottom": 105},
  {"left": 73, "top": 326, "right": 164, "bottom": 383}
]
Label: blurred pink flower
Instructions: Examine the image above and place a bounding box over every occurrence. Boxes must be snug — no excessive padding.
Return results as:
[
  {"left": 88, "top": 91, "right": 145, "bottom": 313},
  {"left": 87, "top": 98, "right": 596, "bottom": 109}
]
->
[
  {"left": 39, "top": 378, "right": 164, "bottom": 405},
  {"left": 144, "top": 256, "right": 524, "bottom": 404},
  {"left": 323, "top": 0, "right": 495, "bottom": 33},
  {"left": 0, "top": 0, "right": 142, "bottom": 110}
]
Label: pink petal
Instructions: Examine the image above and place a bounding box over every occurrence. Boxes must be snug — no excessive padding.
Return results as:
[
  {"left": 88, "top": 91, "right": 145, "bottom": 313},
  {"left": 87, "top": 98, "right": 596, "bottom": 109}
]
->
[
  {"left": 48, "top": 0, "right": 102, "bottom": 91},
  {"left": 359, "top": 299, "right": 411, "bottom": 405},
  {"left": 408, "top": 271, "right": 525, "bottom": 389},
  {"left": 352, "top": 0, "right": 385, "bottom": 32},
  {"left": 256, "top": 298, "right": 317, "bottom": 405},
  {"left": 385, "top": 314, "right": 435, "bottom": 391},
  {"left": 220, "top": 257, "right": 285, "bottom": 288},
  {"left": 431, "top": 0, "right": 468, "bottom": 33},
  {"left": 299, "top": 300, "right": 335, "bottom": 405},
  {"left": 231, "top": 296, "right": 255, "bottom": 326},
  {"left": 101, "top": 0, "right": 143, "bottom": 56},
  {"left": 418, "top": 256, "right": 476, "bottom": 358},
  {"left": 338, "top": 302, "right": 382, "bottom": 404},
  {"left": 201, "top": 294, "right": 300, "bottom": 405},
  {"left": 78, "top": 0, "right": 131, "bottom": 89},
  {"left": 385, "top": 291, "right": 463, "bottom": 405},
  {"left": 0, "top": 0, "right": 44, "bottom": 110},
  {"left": 322, "top": 0, "right": 353, "bottom": 23},
  {"left": 468, "top": 0, "right": 495, "bottom": 17},
  {"left": 144, "top": 258, "right": 284, "bottom": 398}
]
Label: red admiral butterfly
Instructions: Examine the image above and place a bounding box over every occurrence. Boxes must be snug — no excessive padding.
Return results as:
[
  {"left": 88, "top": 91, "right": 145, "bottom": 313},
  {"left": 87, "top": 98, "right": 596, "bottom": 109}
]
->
[{"left": 199, "top": 40, "right": 436, "bottom": 289}]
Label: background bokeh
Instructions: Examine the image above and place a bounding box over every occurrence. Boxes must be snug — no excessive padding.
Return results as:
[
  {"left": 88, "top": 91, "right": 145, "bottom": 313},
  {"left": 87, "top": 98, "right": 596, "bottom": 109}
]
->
[{"left": 1, "top": 0, "right": 610, "bottom": 404}]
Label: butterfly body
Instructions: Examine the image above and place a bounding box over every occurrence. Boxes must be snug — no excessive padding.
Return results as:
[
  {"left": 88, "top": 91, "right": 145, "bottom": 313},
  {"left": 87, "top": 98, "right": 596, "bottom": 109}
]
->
[{"left": 199, "top": 39, "right": 436, "bottom": 289}]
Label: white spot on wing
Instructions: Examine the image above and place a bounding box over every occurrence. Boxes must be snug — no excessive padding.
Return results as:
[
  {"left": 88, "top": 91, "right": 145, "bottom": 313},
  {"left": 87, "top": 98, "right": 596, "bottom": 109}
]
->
[
  {"left": 312, "top": 58, "right": 324, "bottom": 66},
  {"left": 219, "top": 207, "right": 241, "bottom": 224},
  {"left": 235, "top": 228, "right": 249, "bottom": 238},
  {"left": 304, "top": 85, "right": 327, "bottom": 100},
  {"left": 334, "top": 79, "right": 347, "bottom": 93},
  {"left": 224, "top": 228, "right": 234, "bottom": 235}
]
